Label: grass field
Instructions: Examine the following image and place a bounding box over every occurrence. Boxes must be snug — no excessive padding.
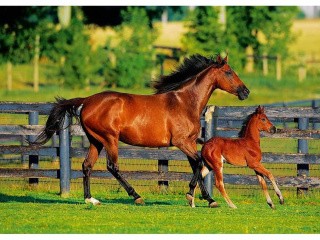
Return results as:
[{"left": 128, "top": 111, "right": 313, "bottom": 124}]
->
[{"left": 0, "top": 187, "right": 319, "bottom": 234}]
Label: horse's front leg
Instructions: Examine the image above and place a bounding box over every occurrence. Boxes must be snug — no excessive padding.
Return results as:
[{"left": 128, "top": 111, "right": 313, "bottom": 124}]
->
[
  {"left": 104, "top": 137, "right": 144, "bottom": 205},
  {"left": 176, "top": 140, "right": 217, "bottom": 208}
]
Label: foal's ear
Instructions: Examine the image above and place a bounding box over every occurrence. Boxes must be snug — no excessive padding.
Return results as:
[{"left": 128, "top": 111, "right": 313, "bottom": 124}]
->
[{"left": 256, "top": 105, "right": 265, "bottom": 114}]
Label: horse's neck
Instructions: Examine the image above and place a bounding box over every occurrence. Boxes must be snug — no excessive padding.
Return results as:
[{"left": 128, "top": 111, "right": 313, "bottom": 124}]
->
[
  {"left": 178, "top": 68, "right": 217, "bottom": 116},
  {"left": 243, "top": 119, "right": 261, "bottom": 144}
]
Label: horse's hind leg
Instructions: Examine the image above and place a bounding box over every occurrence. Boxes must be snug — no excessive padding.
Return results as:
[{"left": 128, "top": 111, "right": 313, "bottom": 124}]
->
[
  {"left": 83, "top": 141, "right": 103, "bottom": 205},
  {"left": 104, "top": 137, "right": 144, "bottom": 205}
]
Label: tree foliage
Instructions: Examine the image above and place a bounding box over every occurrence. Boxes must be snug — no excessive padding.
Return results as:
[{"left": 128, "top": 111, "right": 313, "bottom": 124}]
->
[
  {"left": 182, "top": 6, "right": 299, "bottom": 69},
  {"left": 102, "top": 7, "right": 157, "bottom": 88}
]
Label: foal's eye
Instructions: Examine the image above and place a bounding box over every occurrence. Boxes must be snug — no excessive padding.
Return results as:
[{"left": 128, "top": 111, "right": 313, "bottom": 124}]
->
[
  {"left": 262, "top": 118, "right": 266, "bottom": 122},
  {"left": 225, "top": 70, "right": 232, "bottom": 76}
]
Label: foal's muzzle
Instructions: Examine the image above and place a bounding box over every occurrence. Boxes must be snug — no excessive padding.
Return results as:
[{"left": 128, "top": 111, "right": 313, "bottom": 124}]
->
[{"left": 237, "top": 86, "right": 250, "bottom": 100}]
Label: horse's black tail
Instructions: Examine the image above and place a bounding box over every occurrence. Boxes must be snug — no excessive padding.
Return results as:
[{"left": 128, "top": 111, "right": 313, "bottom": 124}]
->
[{"left": 29, "top": 97, "right": 85, "bottom": 146}]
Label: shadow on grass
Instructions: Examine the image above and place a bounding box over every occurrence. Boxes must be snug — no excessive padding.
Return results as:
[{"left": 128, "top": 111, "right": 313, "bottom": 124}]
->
[
  {"left": 0, "top": 192, "right": 80, "bottom": 205},
  {"left": 102, "top": 197, "right": 174, "bottom": 206},
  {"left": 0, "top": 192, "right": 177, "bottom": 206}
]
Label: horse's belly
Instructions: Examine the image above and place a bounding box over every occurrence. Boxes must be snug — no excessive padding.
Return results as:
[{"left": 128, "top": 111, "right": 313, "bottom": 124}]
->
[{"left": 119, "top": 128, "right": 171, "bottom": 148}]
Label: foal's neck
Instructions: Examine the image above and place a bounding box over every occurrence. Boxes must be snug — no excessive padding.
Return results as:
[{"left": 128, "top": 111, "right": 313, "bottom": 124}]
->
[{"left": 243, "top": 118, "right": 261, "bottom": 144}]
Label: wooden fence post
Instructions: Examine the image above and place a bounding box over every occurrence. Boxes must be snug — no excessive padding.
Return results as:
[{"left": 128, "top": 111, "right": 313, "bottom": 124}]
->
[
  {"left": 263, "top": 52, "right": 268, "bottom": 76},
  {"left": 59, "top": 114, "right": 71, "bottom": 197},
  {"left": 203, "top": 106, "right": 216, "bottom": 197},
  {"left": 297, "top": 117, "right": 309, "bottom": 196},
  {"left": 276, "top": 54, "right": 282, "bottom": 81},
  {"left": 28, "top": 111, "right": 39, "bottom": 185},
  {"left": 312, "top": 100, "right": 319, "bottom": 130},
  {"left": 33, "top": 34, "right": 40, "bottom": 92},
  {"left": 158, "top": 156, "right": 169, "bottom": 192}
]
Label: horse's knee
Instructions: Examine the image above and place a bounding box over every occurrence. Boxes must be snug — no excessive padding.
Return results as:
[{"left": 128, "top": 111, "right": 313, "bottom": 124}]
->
[{"left": 82, "top": 162, "right": 92, "bottom": 176}]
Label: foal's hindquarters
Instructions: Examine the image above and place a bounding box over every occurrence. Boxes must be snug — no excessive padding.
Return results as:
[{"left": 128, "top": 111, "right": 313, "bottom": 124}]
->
[{"left": 201, "top": 137, "right": 284, "bottom": 209}]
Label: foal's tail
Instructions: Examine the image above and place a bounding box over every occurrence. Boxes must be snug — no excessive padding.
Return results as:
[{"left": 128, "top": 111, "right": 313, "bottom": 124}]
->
[{"left": 29, "top": 97, "right": 85, "bottom": 146}]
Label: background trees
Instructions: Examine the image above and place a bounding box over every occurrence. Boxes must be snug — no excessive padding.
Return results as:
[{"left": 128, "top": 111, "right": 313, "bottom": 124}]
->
[
  {"left": 0, "top": 6, "right": 300, "bottom": 90},
  {"left": 182, "top": 6, "right": 299, "bottom": 69}
]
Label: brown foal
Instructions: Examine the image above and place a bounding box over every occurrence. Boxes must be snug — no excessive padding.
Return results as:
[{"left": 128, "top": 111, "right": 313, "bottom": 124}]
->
[{"left": 201, "top": 106, "right": 284, "bottom": 209}]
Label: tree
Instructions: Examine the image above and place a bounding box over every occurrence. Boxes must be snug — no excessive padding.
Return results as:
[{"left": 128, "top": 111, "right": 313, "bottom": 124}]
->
[
  {"left": 228, "top": 6, "right": 299, "bottom": 58},
  {"left": 43, "top": 7, "right": 100, "bottom": 89},
  {"left": 0, "top": 7, "right": 57, "bottom": 90},
  {"left": 102, "top": 7, "right": 157, "bottom": 88},
  {"left": 182, "top": 6, "right": 243, "bottom": 69},
  {"left": 182, "top": 6, "right": 299, "bottom": 70}
]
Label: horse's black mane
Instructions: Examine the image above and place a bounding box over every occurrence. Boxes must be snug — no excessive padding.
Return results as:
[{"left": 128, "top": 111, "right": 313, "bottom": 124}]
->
[
  {"left": 153, "top": 54, "right": 224, "bottom": 94},
  {"left": 238, "top": 112, "right": 255, "bottom": 138}
]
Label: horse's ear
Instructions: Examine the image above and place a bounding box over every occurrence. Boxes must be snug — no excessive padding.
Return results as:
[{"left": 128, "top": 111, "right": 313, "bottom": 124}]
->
[
  {"left": 217, "top": 54, "right": 223, "bottom": 64},
  {"left": 224, "top": 53, "right": 228, "bottom": 63}
]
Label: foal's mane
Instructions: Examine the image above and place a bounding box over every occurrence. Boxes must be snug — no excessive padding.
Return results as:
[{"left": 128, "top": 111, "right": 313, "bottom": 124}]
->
[
  {"left": 153, "top": 54, "right": 224, "bottom": 94},
  {"left": 238, "top": 112, "right": 256, "bottom": 137}
]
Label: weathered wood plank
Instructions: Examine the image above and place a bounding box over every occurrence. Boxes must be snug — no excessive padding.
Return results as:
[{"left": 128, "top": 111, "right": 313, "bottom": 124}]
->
[
  {"left": 215, "top": 127, "right": 320, "bottom": 139},
  {"left": 0, "top": 145, "right": 57, "bottom": 157},
  {"left": 0, "top": 102, "right": 53, "bottom": 114},
  {"left": 1, "top": 169, "right": 319, "bottom": 188},
  {"left": 0, "top": 168, "right": 58, "bottom": 178},
  {"left": 71, "top": 147, "right": 320, "bottom": 164},
  {"left": 0, "top": 125, "right": 43, "bottom": 135},
  {"left": 214, "top": 106, "right": 320, "bottom": 119},
  {"left": 71, "top": 147, "right": 188, "bottom": 160}
]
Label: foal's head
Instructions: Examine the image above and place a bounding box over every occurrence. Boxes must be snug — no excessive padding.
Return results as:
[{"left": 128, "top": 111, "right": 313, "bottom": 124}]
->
[
  {"left": 212, "top": 54, "right": 250, "bottom": 100},
  {"left": 253, "top": 106, "right": 276, "bottom": 133}
]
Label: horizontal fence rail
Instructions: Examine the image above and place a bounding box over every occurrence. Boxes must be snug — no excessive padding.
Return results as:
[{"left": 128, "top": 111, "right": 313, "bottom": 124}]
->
[{"left": 0, "top": 101, "right": 319, "bottom": 196}]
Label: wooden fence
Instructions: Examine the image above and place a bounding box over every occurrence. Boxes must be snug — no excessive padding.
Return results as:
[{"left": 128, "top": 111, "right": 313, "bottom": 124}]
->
[{"left": 0, "top": 101, "right": 319, "bottom": 197}]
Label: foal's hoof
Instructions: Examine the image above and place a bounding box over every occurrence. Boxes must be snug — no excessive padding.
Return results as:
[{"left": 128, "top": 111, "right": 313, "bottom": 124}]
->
[
  {"left": 280, "top": 198, "right": 284, "bottom": 205},
  {"left": 134, "top": 197, "right": 145, "bottom": 205},
  {"left": 186, "top": 193, "right": 195, "bottom": 208},
  {"left": 209, "top": 201, "right": 219, "bottom": 208},
  {"left": 85, "top": 197, "right": 101, "bottom": 206}
]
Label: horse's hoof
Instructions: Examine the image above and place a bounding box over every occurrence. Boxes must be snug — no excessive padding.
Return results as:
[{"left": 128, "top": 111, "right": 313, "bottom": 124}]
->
[
  {"left": 85, "top": 197, "right": 101, "bottom": 206},
  {"left": 280, "top": 199, "right": 284, "bottom": 205},
  {"left": 186, "top": 193, "right": 195, "bottom": 208},
  {"left": 209, "top": 201, "right": 219, "bottom": 208},
  {"left": 134, "top": 197, "right": 145, "bottom": 205}
]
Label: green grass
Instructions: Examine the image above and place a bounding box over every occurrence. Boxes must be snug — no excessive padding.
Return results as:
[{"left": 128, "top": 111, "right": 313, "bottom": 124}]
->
[{"left": 0, "top": 188, "right": 319, "bottom": 234}]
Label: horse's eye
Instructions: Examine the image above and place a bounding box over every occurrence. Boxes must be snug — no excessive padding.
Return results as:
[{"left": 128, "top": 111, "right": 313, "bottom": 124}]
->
[{"left": 262, "top": 118, "right": 266, "bottom": 122}]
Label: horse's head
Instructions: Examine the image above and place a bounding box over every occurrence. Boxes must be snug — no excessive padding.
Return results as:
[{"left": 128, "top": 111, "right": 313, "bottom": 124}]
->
[
  {"left": 254, "top": 106, "right": 276, "bottom": 133},
  {"left": 213, "top": 54, "right": 250, "bottom": 100}
]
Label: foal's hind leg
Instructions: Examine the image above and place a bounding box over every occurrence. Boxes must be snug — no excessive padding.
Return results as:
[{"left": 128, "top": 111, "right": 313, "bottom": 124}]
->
[
  {"left": 83, "top": 141, "right": 103, "bottom": 205},
  {"left": 104, "top": 137, "right": 144, "bottom": 205},
  {"left": 253, "top": 164, "right": 284, "bottom": 207},
  {"left": 255, "top": 171, "right": 275, "bottom": 209},
  {"left": 213, "top": 161, "right": 237, "bottom": 209}
]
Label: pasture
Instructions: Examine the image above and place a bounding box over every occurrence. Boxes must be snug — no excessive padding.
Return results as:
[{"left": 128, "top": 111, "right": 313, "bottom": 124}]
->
[
  {"left": 0, "top": 186, "right": 319, "bottom": 234},
  {"left": 0, "top": 19, "right": 319, "bottom": 235}
]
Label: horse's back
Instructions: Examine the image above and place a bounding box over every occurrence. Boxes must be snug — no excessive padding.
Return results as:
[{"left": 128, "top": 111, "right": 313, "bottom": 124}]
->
[{"left": 80, "top": 91, "right": 172, "bottom": 147}]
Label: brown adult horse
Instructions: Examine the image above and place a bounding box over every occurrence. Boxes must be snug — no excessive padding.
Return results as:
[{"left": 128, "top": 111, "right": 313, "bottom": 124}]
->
[
  {"left": 201, "top": 106, "right": 284, "bottom": 209},
  {"left": 31, "top": 54, "right": 250, "bottom": 207}
]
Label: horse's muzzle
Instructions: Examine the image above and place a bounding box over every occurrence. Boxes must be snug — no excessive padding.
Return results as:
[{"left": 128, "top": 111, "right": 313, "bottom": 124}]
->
[
  {"left": 237, "top": 86, "right": 250, "bottom": 100},
  {"left": 269, "top": 126, "right": 276, "bottom": 134}
]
